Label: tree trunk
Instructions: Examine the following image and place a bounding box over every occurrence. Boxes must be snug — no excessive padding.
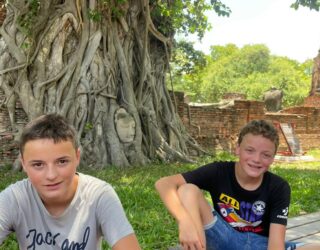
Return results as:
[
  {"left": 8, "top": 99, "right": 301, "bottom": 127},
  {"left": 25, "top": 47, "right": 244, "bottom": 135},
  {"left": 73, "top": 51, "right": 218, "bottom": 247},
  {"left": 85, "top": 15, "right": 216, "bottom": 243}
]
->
[{"left": 0, "top": 0, "right": 200, "bottom": 168}]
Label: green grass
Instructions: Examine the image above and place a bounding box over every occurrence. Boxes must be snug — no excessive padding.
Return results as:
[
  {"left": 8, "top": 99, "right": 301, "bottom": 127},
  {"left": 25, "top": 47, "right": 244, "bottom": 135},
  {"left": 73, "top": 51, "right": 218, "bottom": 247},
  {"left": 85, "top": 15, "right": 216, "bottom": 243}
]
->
[{"left": 1, "top": 151, "right": 320, "bottom": 250}]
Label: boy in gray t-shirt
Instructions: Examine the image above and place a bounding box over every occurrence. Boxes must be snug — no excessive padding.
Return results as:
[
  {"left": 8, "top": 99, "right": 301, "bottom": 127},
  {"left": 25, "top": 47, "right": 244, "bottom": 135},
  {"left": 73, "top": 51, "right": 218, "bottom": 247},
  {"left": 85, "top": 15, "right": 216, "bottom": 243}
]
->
[{"left": 0, "top": 114, "right": 140, "bottom": 250}]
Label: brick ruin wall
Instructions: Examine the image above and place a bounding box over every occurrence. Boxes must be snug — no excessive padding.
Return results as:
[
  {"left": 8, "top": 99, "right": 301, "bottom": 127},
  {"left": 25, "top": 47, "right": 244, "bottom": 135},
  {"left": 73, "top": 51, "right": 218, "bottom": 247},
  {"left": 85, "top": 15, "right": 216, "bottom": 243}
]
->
[
  {"left": 1, "top": 90, "right": 320, "bottom": 166},
  {"left": 172, "top": 91, "right": 320, "bottom": 155}
]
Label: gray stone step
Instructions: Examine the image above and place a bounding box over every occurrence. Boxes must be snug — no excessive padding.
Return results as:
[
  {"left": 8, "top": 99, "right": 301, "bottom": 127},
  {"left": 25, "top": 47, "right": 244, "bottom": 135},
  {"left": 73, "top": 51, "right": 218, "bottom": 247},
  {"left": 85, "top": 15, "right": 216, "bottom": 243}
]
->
[{"left": 286, "top": 212, "right": 320, "bottom": 243}]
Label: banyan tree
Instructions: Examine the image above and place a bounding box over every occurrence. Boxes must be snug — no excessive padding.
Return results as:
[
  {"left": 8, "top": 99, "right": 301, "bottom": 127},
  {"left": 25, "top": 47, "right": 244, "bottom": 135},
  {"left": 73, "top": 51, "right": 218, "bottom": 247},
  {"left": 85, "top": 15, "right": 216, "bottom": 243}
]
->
[{"left": 0, "top": 0, "right": 229, "bottom": 168}]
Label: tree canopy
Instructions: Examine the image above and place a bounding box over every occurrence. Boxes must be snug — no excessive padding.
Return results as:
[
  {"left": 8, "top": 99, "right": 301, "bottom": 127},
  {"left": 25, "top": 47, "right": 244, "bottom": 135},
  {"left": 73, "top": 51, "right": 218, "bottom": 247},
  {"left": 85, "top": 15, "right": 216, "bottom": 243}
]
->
[{"left": 172, "top": 43, "right": 313, "bottom": 107}]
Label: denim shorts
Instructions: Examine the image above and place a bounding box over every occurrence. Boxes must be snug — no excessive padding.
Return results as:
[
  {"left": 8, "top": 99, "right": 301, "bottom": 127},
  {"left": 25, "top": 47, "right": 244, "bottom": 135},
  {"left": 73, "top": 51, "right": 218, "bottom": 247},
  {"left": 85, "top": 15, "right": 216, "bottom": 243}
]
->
[{"left": 204, "top": 211, "right": 304, "bottom": 250}]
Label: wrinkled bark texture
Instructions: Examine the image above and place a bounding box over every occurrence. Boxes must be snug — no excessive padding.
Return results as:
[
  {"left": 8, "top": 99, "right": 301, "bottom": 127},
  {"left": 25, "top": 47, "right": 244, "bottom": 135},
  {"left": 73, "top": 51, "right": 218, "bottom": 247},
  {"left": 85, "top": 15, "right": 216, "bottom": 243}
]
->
[{"left": 0, "top": 0, "right": 201, "bottom": 168}]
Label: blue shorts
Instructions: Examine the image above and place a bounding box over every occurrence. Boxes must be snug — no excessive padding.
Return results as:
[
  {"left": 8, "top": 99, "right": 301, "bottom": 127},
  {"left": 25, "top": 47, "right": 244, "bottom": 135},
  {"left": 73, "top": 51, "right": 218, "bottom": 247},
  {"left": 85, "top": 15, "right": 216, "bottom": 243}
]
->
[{"left": 204, "top": 211, "right": 304, "bottom": 250}]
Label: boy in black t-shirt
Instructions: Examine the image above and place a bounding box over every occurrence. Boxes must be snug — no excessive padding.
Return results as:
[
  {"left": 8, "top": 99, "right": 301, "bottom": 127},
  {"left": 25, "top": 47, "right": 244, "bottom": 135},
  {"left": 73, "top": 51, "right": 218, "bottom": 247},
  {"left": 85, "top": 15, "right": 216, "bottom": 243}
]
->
[{"left": 156, "top": 120, "right": 320, "bottom": 250}]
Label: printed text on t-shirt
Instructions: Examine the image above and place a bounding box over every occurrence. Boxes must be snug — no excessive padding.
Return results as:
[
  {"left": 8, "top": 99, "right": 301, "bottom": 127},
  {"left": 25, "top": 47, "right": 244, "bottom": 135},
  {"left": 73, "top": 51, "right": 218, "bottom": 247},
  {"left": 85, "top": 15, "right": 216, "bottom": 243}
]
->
[{"left": 26, "top": 226, "right": 90, "bottom": 250}]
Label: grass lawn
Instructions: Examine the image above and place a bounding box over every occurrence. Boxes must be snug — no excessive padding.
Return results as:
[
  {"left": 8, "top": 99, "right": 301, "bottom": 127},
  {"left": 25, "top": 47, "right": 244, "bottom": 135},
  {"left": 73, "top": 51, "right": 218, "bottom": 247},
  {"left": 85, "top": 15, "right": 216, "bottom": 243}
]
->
[{"left": 1, "top": 151, "right": 320, "bottom": 249}]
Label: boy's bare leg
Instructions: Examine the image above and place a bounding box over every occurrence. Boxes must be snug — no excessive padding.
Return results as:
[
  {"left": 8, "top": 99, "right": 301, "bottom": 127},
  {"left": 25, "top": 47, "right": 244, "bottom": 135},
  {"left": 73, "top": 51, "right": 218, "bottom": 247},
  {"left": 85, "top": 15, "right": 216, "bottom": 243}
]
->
[{"left": 177, "top": 183, "right": 214, "bottom": 249}]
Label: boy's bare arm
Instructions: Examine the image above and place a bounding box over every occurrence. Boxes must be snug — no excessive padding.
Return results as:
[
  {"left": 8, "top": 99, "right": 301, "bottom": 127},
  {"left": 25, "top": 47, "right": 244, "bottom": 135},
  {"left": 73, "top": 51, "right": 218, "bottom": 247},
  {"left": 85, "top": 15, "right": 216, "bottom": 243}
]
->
[
  {"left": 155, "top": 174, "right": 204, "bottom": 250},
  {"left": 155, "top": 174, "right": 188, "bottom": 222},
  {"left": 267, "top": 223, "right": 286, "bottom": 250},
  {"left": 112, "top": 233, "right": 141, "bottom": 250}
]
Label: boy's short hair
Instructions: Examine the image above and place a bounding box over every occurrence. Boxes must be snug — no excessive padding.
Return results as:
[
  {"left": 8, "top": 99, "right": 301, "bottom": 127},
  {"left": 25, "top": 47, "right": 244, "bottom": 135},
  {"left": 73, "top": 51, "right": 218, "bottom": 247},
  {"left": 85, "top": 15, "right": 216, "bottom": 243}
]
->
[
  {"left": 238, "top": 120, "right": 279, "bottom": 153},
  {"left": 19, "top": 113, "right": 78, "bottom": 155}
]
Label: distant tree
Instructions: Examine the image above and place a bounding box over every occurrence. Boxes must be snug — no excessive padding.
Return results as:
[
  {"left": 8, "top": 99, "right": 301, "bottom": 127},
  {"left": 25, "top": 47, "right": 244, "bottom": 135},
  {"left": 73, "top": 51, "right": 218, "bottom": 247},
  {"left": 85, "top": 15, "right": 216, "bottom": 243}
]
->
[
  {"left": 180, "top": 43, "right": 312, "bottom": 106},
  {"left": 198, "top": 44, "right": 271, "bottom": 102},
  {"left": 232, "top": 44, "right": 270, "bottom": 76},
  {"left": 210, "top": 43, "right": 238, "bottom": 61}
]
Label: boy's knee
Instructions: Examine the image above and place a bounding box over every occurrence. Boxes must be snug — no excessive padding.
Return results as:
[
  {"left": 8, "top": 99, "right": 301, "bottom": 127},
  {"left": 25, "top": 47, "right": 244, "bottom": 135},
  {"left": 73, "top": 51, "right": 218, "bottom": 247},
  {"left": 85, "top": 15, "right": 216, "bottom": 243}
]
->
[{"left": 177, "top": 183, "right": 202, "bottom": 200}]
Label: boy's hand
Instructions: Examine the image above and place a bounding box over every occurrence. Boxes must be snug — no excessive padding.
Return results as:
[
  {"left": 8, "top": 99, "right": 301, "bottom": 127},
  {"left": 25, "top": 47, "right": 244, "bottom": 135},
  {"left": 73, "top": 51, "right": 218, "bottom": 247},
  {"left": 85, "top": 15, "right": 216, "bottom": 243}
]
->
[{"left": 178, "top": 218, "right": 205, "bottom": 250}]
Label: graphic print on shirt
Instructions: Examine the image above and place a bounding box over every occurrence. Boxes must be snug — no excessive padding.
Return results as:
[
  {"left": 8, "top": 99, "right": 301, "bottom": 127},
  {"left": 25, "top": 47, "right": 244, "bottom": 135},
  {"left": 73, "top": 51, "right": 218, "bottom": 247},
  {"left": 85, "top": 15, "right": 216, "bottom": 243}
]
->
[
  {"left": 25, "top": 226, "right": 90, "bottom": 250},
  {"left": 218, "top": 193, "right": 265, "bottom": 233},
  {"left": 277, "top": 206, "right": 289, "bottom": 220}
]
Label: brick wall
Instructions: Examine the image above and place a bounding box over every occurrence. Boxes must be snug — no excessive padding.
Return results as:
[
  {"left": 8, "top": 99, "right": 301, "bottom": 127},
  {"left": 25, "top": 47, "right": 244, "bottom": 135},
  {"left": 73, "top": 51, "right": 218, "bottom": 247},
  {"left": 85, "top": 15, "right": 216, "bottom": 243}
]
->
[
  {"left": 304, "top": 95, "right": 320, "bottom": 107},
  {"left": 180, "top": 99, "right": 264, "bottom": 153},
  {"left": 170, "top": 91, "right": 320, "bottom": 155},
  {"left": 0, "top": 1, "right": 6, "bottom": 26}
]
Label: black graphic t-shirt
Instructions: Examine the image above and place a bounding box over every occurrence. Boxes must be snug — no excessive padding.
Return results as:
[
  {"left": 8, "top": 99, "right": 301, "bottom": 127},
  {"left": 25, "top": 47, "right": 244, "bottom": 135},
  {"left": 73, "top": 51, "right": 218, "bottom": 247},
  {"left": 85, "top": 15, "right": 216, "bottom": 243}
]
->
[{"left": 182, "top": 161, "right": 290, "bottom": 237}]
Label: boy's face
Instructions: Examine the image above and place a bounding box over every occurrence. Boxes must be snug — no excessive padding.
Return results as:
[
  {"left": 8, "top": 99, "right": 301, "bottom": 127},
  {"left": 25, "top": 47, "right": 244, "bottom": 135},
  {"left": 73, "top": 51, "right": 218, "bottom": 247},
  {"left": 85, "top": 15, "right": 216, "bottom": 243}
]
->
[
  {"left": 20, "top": 139, "right": 80, "bottom": 207},
  {"left": 235, "top": 133, "right": 275, "bottom": 179}
]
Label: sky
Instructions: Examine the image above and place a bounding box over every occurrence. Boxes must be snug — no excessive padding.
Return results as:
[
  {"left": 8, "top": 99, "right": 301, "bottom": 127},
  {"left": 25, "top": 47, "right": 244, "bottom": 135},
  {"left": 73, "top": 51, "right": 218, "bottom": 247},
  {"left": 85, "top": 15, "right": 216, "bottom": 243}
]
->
[{"left": 190, "top": 0, "right": 320, "bottom": 63}]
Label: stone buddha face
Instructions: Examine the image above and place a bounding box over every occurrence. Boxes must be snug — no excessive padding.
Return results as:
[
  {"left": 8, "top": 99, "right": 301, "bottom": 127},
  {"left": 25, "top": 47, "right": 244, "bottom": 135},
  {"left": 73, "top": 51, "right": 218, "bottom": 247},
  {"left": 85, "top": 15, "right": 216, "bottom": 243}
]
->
[{"left": 114, "top": 108, "right": 136, "bottom": 143}]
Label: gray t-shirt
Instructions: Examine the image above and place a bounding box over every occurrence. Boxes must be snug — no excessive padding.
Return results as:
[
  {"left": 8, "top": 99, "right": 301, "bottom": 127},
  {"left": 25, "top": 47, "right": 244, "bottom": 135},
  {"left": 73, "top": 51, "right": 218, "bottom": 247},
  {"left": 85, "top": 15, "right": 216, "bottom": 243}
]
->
[{"left": 0, "top": 173, "right": 134, "bottom": 249}]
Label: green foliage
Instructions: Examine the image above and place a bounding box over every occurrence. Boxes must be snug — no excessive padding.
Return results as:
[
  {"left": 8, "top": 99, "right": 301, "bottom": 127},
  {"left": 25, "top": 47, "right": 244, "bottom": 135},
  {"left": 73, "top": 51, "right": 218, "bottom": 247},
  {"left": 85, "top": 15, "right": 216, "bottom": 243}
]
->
[
  {"left": 232, "top": 45, "right": 270, "bottom": 76},
  {"left": 210, "top": 43, "right": 238, "bottom": 61},
  {"left": 172, "top": 40, "right": 207, "bottom": 75},
  {"left": 88, "top": 8, "right": 102, "bottom": 22},
  {"left": 210, "top": 0, "right": 231, "bottom": 16},
  {"left": 84, "top": 122, "right": 94, "bottom": 131},
  {"left": 17, "top": 0, "right": 40, "bottom": 35},
  {"left": 291, "top": 0, "right": 320, "bottom": 11},
  {"left": 173, "top": 43, "right": 313, "bottom": 106},
  {"left": 20, "top": 42, "right": 30, "bottom": 50},
  {"left": 150, "top": 0, "right": 231, "bottom": 39},
  {"left": 90, "top": 0, "right": 126, "bottom": 21},
  {"left": 110, "top": 6, "right": 124, "bottom": 19},
  {"left": 82, "top": 123, "right": 94, "bottom": 139},
  {"left": 0, "top": 233, "right": 18, "bottom": 250},
  {"left": 0, "top": 165, "right": 26, "bottom": 191},
  {"left": 267, "top": 57, "right": 312, "bottom": 106},
  {"left": 1, "top": 151, "right": 320, "bottom": 249},
  {"left": 168, "top": 40, "right": 208, "bottom": 99}
]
